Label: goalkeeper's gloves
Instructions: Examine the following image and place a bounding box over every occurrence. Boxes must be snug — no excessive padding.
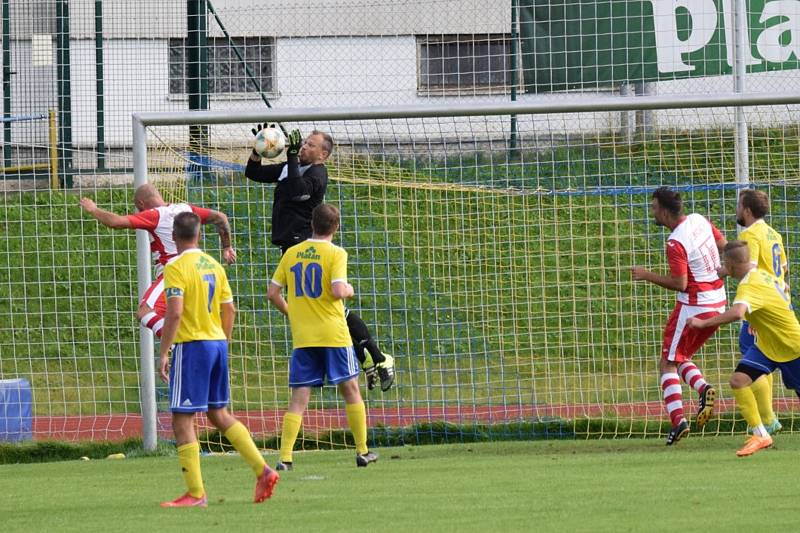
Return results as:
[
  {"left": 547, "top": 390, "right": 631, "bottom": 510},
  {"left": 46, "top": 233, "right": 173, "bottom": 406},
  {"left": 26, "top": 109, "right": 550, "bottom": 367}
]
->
[
  {"left": 250, "top": 122, "right": 277, "bottom": 137},
  {"left": 286, "top": 129, "right": 302, "bottom": 157}
]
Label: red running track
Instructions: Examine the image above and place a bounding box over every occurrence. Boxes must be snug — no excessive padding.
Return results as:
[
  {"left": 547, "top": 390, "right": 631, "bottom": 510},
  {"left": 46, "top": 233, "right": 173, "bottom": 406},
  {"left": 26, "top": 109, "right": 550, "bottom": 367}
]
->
[{"left": 28, "top": 398, "right": 772, "bottom": 442}]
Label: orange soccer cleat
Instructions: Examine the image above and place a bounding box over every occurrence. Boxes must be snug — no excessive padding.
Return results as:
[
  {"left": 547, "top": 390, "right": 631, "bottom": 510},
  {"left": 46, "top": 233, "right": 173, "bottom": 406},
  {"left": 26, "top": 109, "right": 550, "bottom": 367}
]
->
[
  {"left": 736, "top": 435, "right": 773, "bottom": 457},
  {"left": 254, "top": 465, "right": 279, "bottom": 503},
  {"left": 160, "top": 492, "right": 208, "bottom": 508}
]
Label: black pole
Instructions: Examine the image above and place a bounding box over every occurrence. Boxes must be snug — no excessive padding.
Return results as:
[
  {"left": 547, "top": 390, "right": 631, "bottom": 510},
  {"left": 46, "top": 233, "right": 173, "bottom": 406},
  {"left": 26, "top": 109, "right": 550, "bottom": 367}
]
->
[
  {"left": 2, "top": 0, "right": 11, "bottom": 168},
  {"left": 205, "top": 0, "right": 286, "bottom": 137},
  {"left": 509, "top": 0, "right": 519, "bottom": 154},
  {"left": 95, "top": 0, "right": 105, "bottom": 171},
  {"left": 55, "top": 0, "right": 73, "bottom": 188},
  {"left": 187, "top": 0, "right": 209, "bottom": 155}
]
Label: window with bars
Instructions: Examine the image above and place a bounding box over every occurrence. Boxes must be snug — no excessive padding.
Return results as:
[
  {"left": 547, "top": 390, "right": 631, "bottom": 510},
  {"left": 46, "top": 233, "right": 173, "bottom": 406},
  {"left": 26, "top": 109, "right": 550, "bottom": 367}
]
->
[
  {"left": 169, "top": 36, "right": 275, "bottom": 95},
  {"left": 417, "top": 35, "right": 512, "bottom": 92}
]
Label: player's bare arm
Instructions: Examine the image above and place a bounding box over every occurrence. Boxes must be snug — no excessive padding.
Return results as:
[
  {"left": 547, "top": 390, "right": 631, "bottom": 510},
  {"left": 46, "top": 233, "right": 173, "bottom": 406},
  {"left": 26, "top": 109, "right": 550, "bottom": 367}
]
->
[
  {"left": 267, "top": 282, "right": 289, "bottom": 316},
  {"left": 159, "top": 294, "right": 184, "bottom": 383},
  {"left": 715, "top": 235, "right": 727, "bottom": 254},
  {"left": 78, "top": 197, "right": 133, "bottom": 229},
  {"left": 630, "top": 266, "right": 688, "bottom": 292},
  {"left": 331, "top": 281, "right": 354, "bottom": 300},
  {"left": 221, "top": 301, "right": 235, "bottom": 342},
  {"left": 686, "top": 303, "right": 746, "bottom": 329},
  {"left": 205, "top": 210, "right": 236, "bottom": 264}
]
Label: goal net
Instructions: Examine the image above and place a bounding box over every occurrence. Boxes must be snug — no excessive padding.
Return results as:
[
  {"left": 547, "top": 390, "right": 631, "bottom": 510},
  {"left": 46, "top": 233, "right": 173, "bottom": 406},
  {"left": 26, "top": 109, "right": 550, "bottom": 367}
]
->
[{"left": 133, "top": 95, "right": 800, "bottom": 451}]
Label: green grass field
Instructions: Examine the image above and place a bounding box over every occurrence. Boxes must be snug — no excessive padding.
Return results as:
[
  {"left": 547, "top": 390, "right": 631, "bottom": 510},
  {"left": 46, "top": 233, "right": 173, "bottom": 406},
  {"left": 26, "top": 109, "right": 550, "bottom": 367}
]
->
[{"left": 2, "top": 437, "right": 798, "bottom": 532}]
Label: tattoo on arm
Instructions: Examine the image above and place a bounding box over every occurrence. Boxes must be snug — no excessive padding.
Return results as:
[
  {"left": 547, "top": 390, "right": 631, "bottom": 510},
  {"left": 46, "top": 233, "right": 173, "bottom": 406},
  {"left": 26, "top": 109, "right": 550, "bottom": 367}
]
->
[{"left": 207, "top": 211, "right": 232, "bottom": 249}]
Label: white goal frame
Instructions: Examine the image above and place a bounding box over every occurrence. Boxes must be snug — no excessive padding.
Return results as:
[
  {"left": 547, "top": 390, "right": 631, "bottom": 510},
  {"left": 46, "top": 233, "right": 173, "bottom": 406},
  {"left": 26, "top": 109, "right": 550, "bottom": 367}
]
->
[{"left": 133, "top": 91, "right": 800, "bottom": 450}]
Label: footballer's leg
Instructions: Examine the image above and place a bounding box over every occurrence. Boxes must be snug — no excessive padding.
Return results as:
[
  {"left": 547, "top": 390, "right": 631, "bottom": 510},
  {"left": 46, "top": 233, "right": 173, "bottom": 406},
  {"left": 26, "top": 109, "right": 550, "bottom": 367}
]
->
[
  {"left": 677, "top": 361, "right": 715, "bottom": 428},
  {"left": 751, "top": 373, "right": 780, "bottom": 433},
  {"left": 138, "top": 276, "right": 166, "bottom": 337},
  {"left": 355, "top": 341, "right": 378, "bottom": 391},
  {"left": 660, "top": 359, "right": 688, "bottom": 445},
  {"left": 347, "top": 311, "right": 378, "bottom": 389},
  {"left": 731, "top": 366, "right": 772, "bottom": 456},
  {"left": 162, "top": 412, "right": 207, "bottom": 508},
  {"left": 330, "top": 345, "right": 376, "bottom": 466},
  {"left": 279, "top": 386, "right": 311, "bottom": 470},
  {"left": 367, "top": 342, "right": 395, "bottom": 392},
  {"left": 339, "top": 377, "right": 376, "bottom": 466},
  {"left": 162, "top": 342, "right": 209, "bottom": 507},
  {"left": 740, "top": 322, "right": 780, "bottom": 433}
]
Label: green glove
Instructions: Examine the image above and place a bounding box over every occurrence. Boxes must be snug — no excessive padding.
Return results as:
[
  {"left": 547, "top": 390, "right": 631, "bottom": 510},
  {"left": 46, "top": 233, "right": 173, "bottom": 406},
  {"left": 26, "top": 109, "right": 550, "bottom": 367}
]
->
[{"left": 286, "top": 129, "right": 302, "bottom": 157}]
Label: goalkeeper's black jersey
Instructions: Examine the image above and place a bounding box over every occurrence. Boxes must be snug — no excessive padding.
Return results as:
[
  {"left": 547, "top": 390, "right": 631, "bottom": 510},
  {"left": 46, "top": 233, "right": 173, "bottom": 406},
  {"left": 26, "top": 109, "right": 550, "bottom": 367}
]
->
[{"left": 245, "top": 155, "right": 328, "bottom": 248}]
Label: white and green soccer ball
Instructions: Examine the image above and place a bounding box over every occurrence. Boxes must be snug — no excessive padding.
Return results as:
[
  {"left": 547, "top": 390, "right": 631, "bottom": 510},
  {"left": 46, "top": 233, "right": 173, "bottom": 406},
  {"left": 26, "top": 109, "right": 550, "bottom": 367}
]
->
[{"left": 254, "top": 126, "right": 286, "bottom": 159}]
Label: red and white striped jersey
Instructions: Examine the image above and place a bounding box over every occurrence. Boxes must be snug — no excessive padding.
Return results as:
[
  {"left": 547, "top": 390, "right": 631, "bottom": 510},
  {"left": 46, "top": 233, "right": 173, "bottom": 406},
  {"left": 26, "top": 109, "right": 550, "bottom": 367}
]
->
[
  {"left": 666, "top": 213, "right": 726, "bottom": 306},
  {"left": 126, "top": 203, "right": 211, "bottom": 267}
]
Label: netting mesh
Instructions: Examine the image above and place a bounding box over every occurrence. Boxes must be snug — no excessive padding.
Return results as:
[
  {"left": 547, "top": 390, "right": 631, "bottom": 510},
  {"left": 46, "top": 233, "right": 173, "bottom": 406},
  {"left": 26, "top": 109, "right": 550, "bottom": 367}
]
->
[
  {"left": 3, "top": 0, "right": 800, "bottom": 446},
  {"left": 132, "top": 104, "right": 800, "bottom": 449}
]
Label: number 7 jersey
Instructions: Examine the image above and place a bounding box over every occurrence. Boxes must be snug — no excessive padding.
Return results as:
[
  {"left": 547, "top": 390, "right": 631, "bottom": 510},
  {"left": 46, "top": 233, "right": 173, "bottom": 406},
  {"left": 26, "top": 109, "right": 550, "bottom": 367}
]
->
[
  {"left": 164, "top": 248, "right": 233, "bottom": 343},
  {"left": 272, "top": 239, "right": 351, "bottom": 348}
]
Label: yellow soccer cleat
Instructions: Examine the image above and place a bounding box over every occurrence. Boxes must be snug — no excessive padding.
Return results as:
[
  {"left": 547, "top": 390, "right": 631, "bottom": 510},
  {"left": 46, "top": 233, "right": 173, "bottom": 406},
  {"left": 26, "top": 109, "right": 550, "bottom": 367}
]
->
[{"left": 695, "top": 385, "right": 716, "bottom": 429}]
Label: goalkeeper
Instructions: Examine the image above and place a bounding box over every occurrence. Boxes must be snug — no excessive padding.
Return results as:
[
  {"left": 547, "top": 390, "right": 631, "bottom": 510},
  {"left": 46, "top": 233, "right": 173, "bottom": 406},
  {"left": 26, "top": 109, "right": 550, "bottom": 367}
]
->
[
  {"left": 245, "top": 125, "right": 332, "bottom": 255},
  {"left": 245, "top": 125, "right": 394, "bottom": 391}
]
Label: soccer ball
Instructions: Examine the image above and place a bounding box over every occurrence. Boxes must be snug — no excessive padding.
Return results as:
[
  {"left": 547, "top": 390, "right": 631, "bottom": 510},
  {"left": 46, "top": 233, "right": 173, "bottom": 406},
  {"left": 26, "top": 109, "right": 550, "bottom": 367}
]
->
[{"left": 253, "top": 126, "right": 286, "bottom": 159}]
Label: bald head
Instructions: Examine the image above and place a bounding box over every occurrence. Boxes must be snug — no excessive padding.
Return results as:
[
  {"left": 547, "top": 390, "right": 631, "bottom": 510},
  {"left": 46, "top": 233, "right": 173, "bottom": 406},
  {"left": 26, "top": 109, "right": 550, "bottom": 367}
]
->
[{"left": 134, "top": 184, "right": 165, "bottom": 211}]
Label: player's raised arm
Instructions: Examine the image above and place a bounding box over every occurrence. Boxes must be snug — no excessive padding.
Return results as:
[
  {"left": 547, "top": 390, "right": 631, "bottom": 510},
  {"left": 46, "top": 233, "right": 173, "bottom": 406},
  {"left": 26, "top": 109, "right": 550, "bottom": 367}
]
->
[
  {"left": 204, "top": 209, "right": 236, "bottom": 264},
  {"left": 78, "top": 197, "right": 133, "bottom": 229}
]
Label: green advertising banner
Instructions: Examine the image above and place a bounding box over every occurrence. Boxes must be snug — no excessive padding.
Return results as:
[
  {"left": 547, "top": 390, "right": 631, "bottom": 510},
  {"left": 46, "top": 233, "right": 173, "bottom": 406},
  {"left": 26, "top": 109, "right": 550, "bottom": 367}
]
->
[{"left": 520, "top": 0, "right": 800, "bottom": 93}]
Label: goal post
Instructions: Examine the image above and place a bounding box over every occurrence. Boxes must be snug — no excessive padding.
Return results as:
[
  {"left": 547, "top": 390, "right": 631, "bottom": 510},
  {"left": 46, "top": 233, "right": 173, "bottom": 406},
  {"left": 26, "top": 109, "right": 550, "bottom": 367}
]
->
[{"left": 133, "top": 92, "right": 800, "bottom": 452}]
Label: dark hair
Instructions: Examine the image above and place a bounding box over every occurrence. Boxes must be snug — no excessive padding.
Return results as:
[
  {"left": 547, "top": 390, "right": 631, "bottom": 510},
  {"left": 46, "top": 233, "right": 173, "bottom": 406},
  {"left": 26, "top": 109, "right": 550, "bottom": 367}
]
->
[
  {"left": 739, "top": 189, "right": 769, "bottom": 219},
  {"left": 173, "top": 211, "right": 201, "bottom": 242},
  {"left": 312, "top": 130, "right": 334, "bottom": 155},
  {"left": 311, "top": 203, "right": 340, "bottom": 236},
  {"left": 652, "top": 186, "right": 682, "bottom": 216}
]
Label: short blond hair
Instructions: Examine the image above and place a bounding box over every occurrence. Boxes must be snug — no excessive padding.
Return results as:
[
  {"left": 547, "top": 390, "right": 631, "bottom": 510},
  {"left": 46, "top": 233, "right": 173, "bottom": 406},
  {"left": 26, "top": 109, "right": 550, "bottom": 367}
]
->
[{"left": 724, "top": 240, "right": 751, "bottom": 264}]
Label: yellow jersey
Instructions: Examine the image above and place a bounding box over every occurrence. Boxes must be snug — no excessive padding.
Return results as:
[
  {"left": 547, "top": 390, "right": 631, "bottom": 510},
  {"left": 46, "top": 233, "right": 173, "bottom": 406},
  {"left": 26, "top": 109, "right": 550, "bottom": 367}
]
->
[
  {"left": 164, "top": 248, "right": 233, "bottom": 343},
  {"left": 739, "top": 219, "right": 787, "bottom": 282},
  {"left": 272, "top": 239, "right": 351, "bottom": 348},
  {"left": 733, "top": 269, "right": 800, "bottom": 362}
]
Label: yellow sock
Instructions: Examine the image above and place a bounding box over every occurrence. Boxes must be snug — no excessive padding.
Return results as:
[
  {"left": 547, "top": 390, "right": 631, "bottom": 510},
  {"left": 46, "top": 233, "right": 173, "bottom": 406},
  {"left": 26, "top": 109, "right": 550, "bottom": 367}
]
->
[
  {"left": 176, "top": 441, "right": 204, "bottom": 498},
  {"left": 751, "top": 374, "right": 776, "bottom": 425},
  {"left": 732, "top": 387, "right": 763, "bottom": 429},
  {"left": 345, "top": 401, "right": 368, "bottom": 455},
  {"left": 224, "top": 421, "right": 266, "bottom": 477},
  {"left": 280, "top": 412, "right": 302, "bottom": 463}
]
